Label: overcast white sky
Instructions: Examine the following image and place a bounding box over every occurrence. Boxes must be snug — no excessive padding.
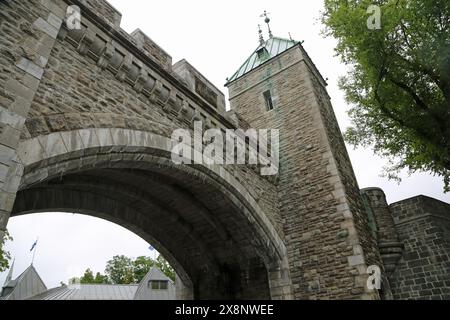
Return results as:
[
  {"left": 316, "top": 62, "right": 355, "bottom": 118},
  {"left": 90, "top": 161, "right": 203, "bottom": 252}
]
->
[{"left": 1, "top": 0, "right": 448, "bottom": 289}]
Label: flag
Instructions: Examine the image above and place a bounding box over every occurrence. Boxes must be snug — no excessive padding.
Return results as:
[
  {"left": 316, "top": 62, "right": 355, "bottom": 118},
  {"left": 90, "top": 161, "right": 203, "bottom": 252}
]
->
[{"left": 30, "top": 240, "right": 38, "bottom": 252}]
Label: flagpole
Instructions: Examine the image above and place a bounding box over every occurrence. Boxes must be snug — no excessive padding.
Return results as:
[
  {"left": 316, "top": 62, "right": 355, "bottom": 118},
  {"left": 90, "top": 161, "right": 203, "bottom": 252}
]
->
[{"left": 31, "top": 237, "right": 39, "bottom": 265}]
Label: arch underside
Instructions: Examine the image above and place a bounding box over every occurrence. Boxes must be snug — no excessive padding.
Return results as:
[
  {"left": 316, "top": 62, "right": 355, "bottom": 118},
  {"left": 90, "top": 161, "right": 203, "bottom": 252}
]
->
[{"left": 12, "top": 140, "right": 284, "bottom": 299}]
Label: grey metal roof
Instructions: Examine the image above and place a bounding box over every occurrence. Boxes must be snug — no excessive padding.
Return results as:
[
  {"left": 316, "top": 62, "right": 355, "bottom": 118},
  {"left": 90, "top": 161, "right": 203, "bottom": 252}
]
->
[
  {"left": 1, "top": 265, "right": 47, "bottom": 300},
  {"left": 27, "top": 267, "right": 176, "bottom": 300},
  {"left": 133, "top": 267, "right": 176, "bottom": 300},
  {"left": 29, "top": 284, "right": 139, "bottom": 300},
  {"left": 147, "top": 267, "right": 172, "bottom": 281},
  {"left": 226, "top": 37, "right": 300, "bottom": 84}
]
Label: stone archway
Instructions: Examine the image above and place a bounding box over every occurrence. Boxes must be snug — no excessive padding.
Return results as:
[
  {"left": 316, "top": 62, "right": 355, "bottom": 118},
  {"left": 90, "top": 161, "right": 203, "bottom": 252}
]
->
[{"left": 11, "top": 128, "right": 293, "bottom": 300}]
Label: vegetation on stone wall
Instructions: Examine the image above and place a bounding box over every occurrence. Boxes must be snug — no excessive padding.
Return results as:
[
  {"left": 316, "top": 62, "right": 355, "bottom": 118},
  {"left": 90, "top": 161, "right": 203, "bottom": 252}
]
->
[
  {"left": 321, "top": 0, "right": 450, "bottom": 191},
  {"left": 0, "top": 231, "right": 12, "bottom": 273}
]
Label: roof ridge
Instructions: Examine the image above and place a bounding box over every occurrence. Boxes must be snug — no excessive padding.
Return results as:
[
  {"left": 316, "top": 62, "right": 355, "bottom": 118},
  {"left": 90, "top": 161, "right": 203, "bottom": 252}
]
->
[
  {"left": 226, "top": 36, "right": 301, "bottom": 85},
  {"left": 272, "top": 35, "right": 299, "bottom": 43}
]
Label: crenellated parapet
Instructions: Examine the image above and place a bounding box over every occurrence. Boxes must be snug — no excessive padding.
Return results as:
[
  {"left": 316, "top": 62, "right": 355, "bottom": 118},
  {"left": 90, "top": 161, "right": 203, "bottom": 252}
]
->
[
  {"left": 173, "top": 60, "right": 227, "bottom": 114},
  {"left": 61, "top": 0, "right": 235, "bottom": 132},
  {"left": 69, "top": 0, "right": 122, "bottom": 28}
]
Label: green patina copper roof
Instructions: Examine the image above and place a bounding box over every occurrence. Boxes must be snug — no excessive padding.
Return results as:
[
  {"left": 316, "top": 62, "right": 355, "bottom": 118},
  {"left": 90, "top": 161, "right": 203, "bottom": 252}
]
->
[{"left": 226, "top": 36, "right": 300, "bottom": 85}]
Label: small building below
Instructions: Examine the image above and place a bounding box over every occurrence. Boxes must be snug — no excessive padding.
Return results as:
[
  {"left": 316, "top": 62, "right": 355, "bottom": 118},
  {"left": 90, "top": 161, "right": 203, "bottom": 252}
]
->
[{"left": 1, "top": 265, "right": 176, "bottom": 300}]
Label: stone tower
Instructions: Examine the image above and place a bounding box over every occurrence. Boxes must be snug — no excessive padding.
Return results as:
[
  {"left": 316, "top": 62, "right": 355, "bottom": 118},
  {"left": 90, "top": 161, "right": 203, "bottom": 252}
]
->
[{"left": 226, "top": 37, "right": 384, "bottom": 299}]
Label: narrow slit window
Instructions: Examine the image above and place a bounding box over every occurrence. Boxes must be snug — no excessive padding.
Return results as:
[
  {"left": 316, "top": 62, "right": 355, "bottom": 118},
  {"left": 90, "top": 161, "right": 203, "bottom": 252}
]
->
[{"left": 263, "top": 90, "right": 274, "bottom": 111}]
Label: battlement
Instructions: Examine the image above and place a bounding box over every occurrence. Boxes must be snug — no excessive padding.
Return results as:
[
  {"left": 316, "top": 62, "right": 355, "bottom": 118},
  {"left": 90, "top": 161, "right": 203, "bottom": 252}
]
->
[
  {"left": 73, "top": 0, "right": 122, "bottom": 28},
  {"left": 61, "top": 0, "right": 236, "bottom": 132},
  {"left": 390, "top": 195, "right": 450, "bottom": 225},
  {"left": 131, "top": 29, "right": 172, "bottom": 72},
  {"left": 173, "top": 59, "right": 226, "bottom": 114}
]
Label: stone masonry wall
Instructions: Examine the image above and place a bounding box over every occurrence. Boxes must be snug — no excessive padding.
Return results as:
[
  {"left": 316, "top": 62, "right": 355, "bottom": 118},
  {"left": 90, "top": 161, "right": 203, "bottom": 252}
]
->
[
  {"left": 20, "top": 4, "right": 282, "bottom": 239},
  {"left": 305, "top": 49, "right": 383, "bottom": 282},
  {"left": 227, "top": 45, "right": 381, "bottom": 299},
  {"left": 1, "top": 0, "right": 292, "bottom": 299},
  {"left": 388, "top": 196, "right": 450, "bottom": 299},
  {"left": 0, "top": 0, "right": 65, "bottom": 240},
  {"left": 73, "top": 0, "right": 122, "bottom": 28}
]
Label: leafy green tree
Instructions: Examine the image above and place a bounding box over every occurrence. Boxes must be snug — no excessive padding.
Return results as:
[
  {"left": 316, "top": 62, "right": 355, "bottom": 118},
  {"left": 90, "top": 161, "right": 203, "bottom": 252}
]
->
[
  {"left": 94, "top": 272, "right": 109, "bottom": 284},
  {"left": 69, "top": 277, "right": 80, "bottom": 285},
  {"left": 155, "top": 255, "right": 175, "bottom": 282},
  {"left": 133, "top": 256, "right": 155, "bottom": 283},
  {"left": 74, "top": 269, "right": 109, "bottom": 284},
  {"left": 80, "top": 268, "right": 95, "bottom": 284},
  {"left": 71, "top": 255, "right": 175, "bottom": 284},
  {"left": 321, "top": 0, "right": 450, "bottom": 190},
  {"left": 105, "top": 255, "right": 135, "bottom": 284},
  {"left": 0, "top": 231, "right": 12, "bottom": 272},
  {"left": 132, "top": 255, "right": 175, "bottom": 282}
]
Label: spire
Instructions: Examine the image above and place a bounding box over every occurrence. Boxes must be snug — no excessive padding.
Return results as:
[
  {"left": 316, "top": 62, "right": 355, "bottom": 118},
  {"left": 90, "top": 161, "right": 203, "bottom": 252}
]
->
[
  {"left": 3, "top": 258, "right": 15, "bottom": 286},
  {"left": 258, "top": 24, "right": 265, "bottom": 46},
  {"left": 260, "top": 10, "right": 273, "bottom": 38}
]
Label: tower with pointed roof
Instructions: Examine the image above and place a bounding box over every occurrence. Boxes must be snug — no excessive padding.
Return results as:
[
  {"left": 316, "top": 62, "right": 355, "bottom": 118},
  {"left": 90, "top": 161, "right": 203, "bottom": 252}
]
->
[
  {"left": 0, "top": 264, "right": 47, "bottom": 300},
  {"left": 225, "top": 32, "right": 385, "bottom": 299}
]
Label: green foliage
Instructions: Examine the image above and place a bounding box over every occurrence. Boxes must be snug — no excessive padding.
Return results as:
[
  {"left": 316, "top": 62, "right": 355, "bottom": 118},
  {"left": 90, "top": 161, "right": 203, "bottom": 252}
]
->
[
  {"left": 79, "top": 268, "right": 109, "bottom": 284},
  {"left": 105, "top": 255, "right": 175, "bottom": 284},
  {"left": 322, "top": 0, "right": 450, "bottom": 190},
  {"left": 155, "top": 255, "right": 175, "bottom": 282},
  {"left": 0, "top": 230, "right": 13, "bottom": 273},
  {"left": 131, "top": 255, "right": 175, "bottom": 282},
  {"left": 94, "top": 272, "right": 109, "bottom": 284},
  {"left": 73, "top": 254, "right": 175, "bottom": 285},
  {"left": 69, "top": 277, "right": 80, "bottom": 285},
  {"left": 105, "top": 255, "right": 135, "bottom": 284},
  {"left": 80, "top": 268, "right": 95, "bottom": 284},
  {"left": 133, "top": 256, "right": 155, "bottom": 283}
]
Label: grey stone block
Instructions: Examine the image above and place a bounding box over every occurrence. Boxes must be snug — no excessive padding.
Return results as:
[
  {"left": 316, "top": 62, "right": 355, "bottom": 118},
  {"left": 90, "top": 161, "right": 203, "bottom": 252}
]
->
[
  {"left": 17, "top": 138, "right": 45, "bottom": 166},
  {"left": 33, "top": 17, "right": 59, "bottom": 39},
  {"left": 9, "top": 96, "right": 32, "bottom": 118},
  {"left": 0, "top": 144, "right": 15, "bottom": 166},
  {"left": 40, "top": 0, "right": 66, "bottom": 18},
  {"left": 0, "top": 191, "right": 15, "bottom": 212},
  {"left": 0, "top": 106, "right": 26, "bottom": 129},
  {"left": 0, "top": 163, "right": 8, "bottom": 183},
  {"left": 16, "top": 58, "right": 44, "bottom": 80},
  {"left": 5, "top": 79, "right": 35, "bottom": 101},
  {"left": 348, "top": 255, "right": 365, "bottom": 267},
  {"left": 47, "top": 12, "right": 63, "bottom": 29},
  {"left": 38, "top": 132, "right": 68, "bottom": 158},
  {"left": 0, "top": 125, "right": 21, "bottom": 149}
]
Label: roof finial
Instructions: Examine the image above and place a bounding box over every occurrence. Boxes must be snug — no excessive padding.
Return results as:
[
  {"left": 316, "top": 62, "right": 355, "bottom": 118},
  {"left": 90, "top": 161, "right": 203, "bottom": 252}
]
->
[
  {"left": 258, "top": 24, "right": 265, "bottom": 46},
  {"left": 3, "top": 258, "right": 15, "bottom": 286},
  {"left": 260, "top": 10, "right": 273, "bottom": 38}
]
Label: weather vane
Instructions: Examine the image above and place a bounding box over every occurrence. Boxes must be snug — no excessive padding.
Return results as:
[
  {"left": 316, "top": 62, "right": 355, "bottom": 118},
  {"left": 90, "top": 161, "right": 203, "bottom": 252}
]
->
[{"left": 260, "top": 10, "right": 273, "bottom": 38}]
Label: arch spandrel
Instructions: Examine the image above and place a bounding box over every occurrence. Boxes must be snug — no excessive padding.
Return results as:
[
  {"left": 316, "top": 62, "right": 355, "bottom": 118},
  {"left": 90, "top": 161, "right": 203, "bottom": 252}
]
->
[{"left": 12, "top": 128, "right": 293, "bottom": 299}]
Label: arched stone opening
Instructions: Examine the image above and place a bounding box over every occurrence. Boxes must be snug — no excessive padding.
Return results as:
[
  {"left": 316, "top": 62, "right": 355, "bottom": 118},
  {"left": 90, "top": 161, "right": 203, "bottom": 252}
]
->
[{"left": 10, "top": 129, "right": 293, "bottom": 300}]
